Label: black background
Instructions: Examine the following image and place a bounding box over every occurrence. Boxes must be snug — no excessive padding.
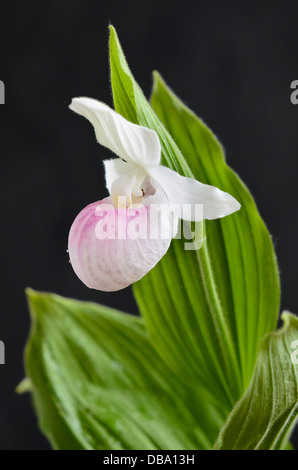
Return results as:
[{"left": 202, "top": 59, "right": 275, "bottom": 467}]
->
[{"left": 0, "top": 0, "right": 298, "bottom": 450}]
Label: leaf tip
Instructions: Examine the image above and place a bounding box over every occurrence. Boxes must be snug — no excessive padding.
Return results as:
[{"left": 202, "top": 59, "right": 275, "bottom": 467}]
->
[
  {"left": 152, "top": 70, "right": 163, "bottom": 85},
  {"left": 16, "top": 377, "right": 32, "bottom": 395},
  {"left": 108, "top": 24, "right": 119, "bottom": 49},
  {"left": 25, "top": 286, "right": 41, "bottom": 307},
  {"left": 280, "top": 311, "right": 298, "bottom": 332},
  {"left": 25, "top": 286, "right": 37, "bottom": 299},
  {"left": 25, "top": 288, "right": 52, "bottom": 323}
]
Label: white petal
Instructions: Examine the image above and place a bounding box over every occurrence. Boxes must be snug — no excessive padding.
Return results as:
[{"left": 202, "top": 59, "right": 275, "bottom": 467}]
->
[
  {"left": 69, "top": 98, "right": 161, "bottom": 168},
  {"left": 148, "top": 165, "right": 241, "bottom": 221},
  {"left": 111, "top": 173, "right": 137, "bottom": 207},
  {"left": 104, "top": 158, "right": 147, "bottom": 201},
  {"left": 103, "top": 158, "right": 127, "bottom": 193},
  {"left": 68, "top": 197, "right": 173, "bottom": 292}
]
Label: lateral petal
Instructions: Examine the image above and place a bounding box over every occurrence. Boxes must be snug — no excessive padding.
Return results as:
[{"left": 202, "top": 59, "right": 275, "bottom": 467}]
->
[{"left": 149, "top": 165, "right": 241, "bottom": 221}]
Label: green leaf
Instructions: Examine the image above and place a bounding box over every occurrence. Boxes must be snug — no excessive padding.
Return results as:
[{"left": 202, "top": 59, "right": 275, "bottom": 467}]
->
[
  {"left": 109, "top": 25, "right": 190, "bottom": 176},
  {"left": 110, "top": 26, "right": 241, "bottom": 412},
  {"left": 109, "top": 26, "right": 280, "bottom": 412},
  {"left": 149, "top": 72, "right": 281, "bottom": 389},
  {"left": 24, "top": 289, "right": 221, "bottom": 450},
  {"left": 214, "top": 312, "right": 298, "bottom": 450}
]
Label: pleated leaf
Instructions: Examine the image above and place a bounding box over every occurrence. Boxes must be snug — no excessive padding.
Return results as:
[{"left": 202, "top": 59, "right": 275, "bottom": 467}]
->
[
  {"left": 24, "top": 290, "right": 221, "bottom": 450},
  {"left": 214, "top": 312, "right": 298, "bottom": 450},
  {"left": 149, "top": 72, "right": 281, "bottom": 390},
  {"left": 109, "top": 26, "right": 280, "bottom": 413}
]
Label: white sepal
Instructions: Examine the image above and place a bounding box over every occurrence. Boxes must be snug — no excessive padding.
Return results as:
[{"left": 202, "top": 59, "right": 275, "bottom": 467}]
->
[{"left": 69, "top": 98, "right": 161, "bottom": 168}]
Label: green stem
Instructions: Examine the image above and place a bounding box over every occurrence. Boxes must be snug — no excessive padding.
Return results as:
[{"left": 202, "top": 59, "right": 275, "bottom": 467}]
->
[{"left": 196, "top": 235, "right": 243, "bottom": 403}]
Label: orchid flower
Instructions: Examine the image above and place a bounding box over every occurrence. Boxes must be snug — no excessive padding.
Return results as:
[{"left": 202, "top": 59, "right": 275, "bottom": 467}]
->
[{"left": 68, "top": 98, "right": 240, "bottom": 291}]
